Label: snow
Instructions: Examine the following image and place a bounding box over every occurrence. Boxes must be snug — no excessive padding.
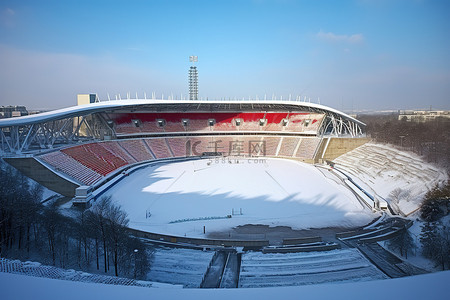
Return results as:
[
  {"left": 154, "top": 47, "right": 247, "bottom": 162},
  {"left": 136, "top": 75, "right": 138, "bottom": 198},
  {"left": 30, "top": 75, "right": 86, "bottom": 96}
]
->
[
  {"left": 102, "top": 157, "right": 375, "bottom": 237},
  {"left": 334, "top": 143, "right": 448, "bottom": 216},
  {"left": 147, "top": 247, "right": 214, "bottom": 287},
  {"left": 380, "top": 215, "right": 450, "bottom": 272},
  {"left": 0, "top": 257, "right": 177, "bottom": 288},
  {"left": 1, "top": 270, "right": 449, "bottom": 300},
  {"left": 239, "top": 249, "right": 387, "bottom": 288}
]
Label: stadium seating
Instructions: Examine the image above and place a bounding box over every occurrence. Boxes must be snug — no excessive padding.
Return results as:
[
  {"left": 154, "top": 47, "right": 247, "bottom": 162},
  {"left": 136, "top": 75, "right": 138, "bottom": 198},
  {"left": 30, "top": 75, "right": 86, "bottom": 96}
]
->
[
  {"left": 118, "top": 139, "right": 154, "bottom": 162},
  {"left": 187, "top": 119, "right": 209, "bottom": 132},
  {"left": 110, "top": 112, "right": 325, "bottom": 135},
  {"left": 140, "top": 121, "right": 164, "bottom": 133},
  {"left": 114, "top": 122, "right": 141, "bottom": 134},
  {"left": 100, "top": 141, "right": 137, "bottom": 164},
  {"left": 61, "top": 143, "right": 127, "bottom": 176},
  {"left": 278, "top": 137, "right": 300, "bottom": 157},
  {"left": 145, "top": 138, "right": 172, "bottom": 159},
  {"left": 166, "top": 137, "right": 188, "bottom": 157},
  {"left": 39, "top": 151, "right": 103, "bottom": 185},
  {"left": 296, "top": 138, "right": 321, "bottom": 159},
  {"left": 262, "top": 137, "right": 281, "bottom": 156},
  {"left": 164, "top": 121, "right": 186, "bottom": 133},
  {"left": 41, "top": 133, "right": 321, "bottom": 188}
]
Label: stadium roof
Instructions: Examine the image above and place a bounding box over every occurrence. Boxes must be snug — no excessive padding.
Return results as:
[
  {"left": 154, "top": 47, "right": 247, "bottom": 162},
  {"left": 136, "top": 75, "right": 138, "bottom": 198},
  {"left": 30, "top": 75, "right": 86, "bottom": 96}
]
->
[{"left": 0, "top": 99, "right": 365, "bottom": 128}]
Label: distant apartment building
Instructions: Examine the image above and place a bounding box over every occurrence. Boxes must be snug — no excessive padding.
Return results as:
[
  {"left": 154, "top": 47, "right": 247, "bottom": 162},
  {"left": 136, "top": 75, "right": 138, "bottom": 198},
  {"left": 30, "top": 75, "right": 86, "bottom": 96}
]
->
[
  {"left": 0, "top": 105, "right": 28, "bottom": 119},
  {"left": 398, "top": 110, "right": 450, "bottom": 122}
]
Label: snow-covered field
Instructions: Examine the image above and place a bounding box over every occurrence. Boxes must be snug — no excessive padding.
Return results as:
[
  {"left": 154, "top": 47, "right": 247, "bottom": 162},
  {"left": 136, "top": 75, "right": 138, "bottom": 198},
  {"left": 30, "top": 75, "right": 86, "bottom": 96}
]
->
[
  {"left": 334, "top": 143, "right": 448, "bottom": 215},
  {"left": 2, "top": 270, "right": 449, "bottom": 300},
  {"left": 147, "top": 247, "right": 214, "bottom": 287},
  {"left": 239, "top": 249, "right": 387, "bottom": 288},
  {"left": 103, "top": 157, "right": 375, "bottom": 237}
]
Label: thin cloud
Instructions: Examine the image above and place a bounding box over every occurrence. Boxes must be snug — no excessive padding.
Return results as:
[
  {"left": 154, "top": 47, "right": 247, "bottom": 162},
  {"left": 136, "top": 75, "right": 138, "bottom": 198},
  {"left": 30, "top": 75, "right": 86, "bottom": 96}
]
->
[
  {"left": 316, "top": 30, "right": 364, "bottom": 44},
  {"left": 1, "top": 8, "right": 16, "bottom": 27}
]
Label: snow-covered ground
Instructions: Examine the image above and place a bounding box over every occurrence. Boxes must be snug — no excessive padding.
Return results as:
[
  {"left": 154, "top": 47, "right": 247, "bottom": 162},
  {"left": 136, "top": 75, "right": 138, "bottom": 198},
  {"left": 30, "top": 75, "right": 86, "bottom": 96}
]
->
[
  {"left": 334, "top": 143, "right": 448, "bottom": 215},
  {"left": 147, "top": 247, "right": 214, "bottom": 287},
  {"left": 2, "top": 270, "right": 449, "bottom": 300},
  {"left": 379, "top": 214, "right": 450, "bottom": 272},
  {"left": 0, "top": 257, "right": 176, "bottom": 288},
  {"left": 239, "top": 249, "right": 387, "bottom": 288},
  {"left": 103, "top": 157, "right": 375, "bottom": 237}
]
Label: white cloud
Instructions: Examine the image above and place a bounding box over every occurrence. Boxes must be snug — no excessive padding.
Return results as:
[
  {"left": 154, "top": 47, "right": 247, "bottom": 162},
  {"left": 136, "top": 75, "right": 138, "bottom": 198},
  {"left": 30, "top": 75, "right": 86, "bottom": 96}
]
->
[{"left": 316, "top": 30, "right": 364, "bottom": 44}]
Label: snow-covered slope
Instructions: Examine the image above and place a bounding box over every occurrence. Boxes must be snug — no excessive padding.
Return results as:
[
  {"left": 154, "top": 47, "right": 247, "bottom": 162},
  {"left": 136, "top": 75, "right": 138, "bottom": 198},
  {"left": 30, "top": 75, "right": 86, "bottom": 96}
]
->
[
  {"left": 239, "top": 249, "right": 387, "bottom": 288},
  {"left": 334, "top": 143, "right": 448, "bottom": 215},
  {"left": 1, "top": 270, "right": 449, "bottom": 300},
  {"left": 147, "top": 248, "right": 214, "bottom": 287}
]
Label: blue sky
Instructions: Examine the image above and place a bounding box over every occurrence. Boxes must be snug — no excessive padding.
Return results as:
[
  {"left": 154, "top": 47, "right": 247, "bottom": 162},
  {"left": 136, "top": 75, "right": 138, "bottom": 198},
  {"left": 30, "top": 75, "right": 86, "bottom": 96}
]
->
[{"left": 0, "top": 0, "right": 449, "bottom": 111}]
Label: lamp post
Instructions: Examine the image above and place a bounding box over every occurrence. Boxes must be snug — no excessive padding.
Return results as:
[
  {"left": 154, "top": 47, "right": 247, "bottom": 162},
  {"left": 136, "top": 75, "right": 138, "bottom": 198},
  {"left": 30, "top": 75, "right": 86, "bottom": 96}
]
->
[
  {"left": 133, "top": 249, "right": 138, "bottom": 279},
  {"left": 399, "top": 135, "right": 405, "bottom": 148}
]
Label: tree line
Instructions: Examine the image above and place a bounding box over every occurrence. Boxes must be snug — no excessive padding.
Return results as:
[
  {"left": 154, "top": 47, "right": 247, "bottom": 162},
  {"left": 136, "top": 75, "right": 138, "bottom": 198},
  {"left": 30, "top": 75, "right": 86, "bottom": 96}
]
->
[
  {"left": 0, "top": 164, "right": 149, "bottom": 279},
  {"left": 419, "top": 182, "right": 450, "bottom": 270},
  {"left": 358, "top": 114, "right": 450, "bottom": 171},
  {"left": 387, "top": 181, "right": 450, "bottom": 270}
]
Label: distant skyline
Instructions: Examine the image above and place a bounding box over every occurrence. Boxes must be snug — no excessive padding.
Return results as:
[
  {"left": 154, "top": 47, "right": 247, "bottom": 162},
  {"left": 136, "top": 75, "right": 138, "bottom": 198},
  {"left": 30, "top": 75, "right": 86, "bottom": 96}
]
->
[{"left": 0, "top": 0, "right": 449, "bottom": 111}]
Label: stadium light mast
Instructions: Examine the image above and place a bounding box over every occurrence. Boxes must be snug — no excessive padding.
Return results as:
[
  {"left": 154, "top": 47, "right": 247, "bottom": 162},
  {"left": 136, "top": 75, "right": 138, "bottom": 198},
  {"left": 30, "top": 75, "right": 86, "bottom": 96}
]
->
[{"left": 189, "top": 55, "right": 198, "bottom": 100}]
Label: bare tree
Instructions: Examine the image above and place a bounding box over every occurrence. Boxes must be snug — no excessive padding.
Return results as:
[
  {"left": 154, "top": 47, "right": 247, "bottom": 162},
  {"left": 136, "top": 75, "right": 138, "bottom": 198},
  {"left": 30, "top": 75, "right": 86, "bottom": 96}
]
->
[
  {"left": 90, "top": 196, "right": 112, "bottom": 273},
  {"left": 105, "top": 203, "right": 129, "bottom": 276}
]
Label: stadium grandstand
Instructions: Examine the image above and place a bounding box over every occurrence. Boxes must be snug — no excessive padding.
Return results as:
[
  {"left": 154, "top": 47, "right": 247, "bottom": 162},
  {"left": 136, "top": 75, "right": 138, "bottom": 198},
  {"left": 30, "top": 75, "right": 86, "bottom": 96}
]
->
[{"left": 0, "top": 99, "right": 368, "bottom": 199}]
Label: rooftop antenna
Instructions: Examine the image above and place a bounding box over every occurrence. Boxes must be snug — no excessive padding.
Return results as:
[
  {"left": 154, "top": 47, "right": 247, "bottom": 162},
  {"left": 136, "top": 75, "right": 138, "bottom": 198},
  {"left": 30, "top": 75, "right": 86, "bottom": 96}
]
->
[{"left": 107, "top": 93, "right": 111, "bottom": 101}]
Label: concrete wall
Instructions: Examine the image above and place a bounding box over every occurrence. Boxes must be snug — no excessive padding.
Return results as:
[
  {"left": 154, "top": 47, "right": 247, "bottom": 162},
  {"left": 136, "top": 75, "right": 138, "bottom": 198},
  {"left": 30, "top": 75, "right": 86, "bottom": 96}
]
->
[
  {"left": 3, "top": 157, "right": 79, "bottom": 197},
  {"left": 128, "top": 228, "right": 269, "bottom": 248},
  {"left": 316, "top": 137, "right": 370, "bottom": 162},
  {"left": 282, "top": 236, "right": 322, "bottom": 245}
]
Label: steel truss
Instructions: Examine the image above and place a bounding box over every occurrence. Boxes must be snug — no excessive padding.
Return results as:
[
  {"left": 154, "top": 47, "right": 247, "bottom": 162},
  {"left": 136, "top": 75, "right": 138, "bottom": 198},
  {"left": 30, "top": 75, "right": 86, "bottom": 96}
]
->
[
  {"left": 0, "top": 114, "right": 111, "bottom": 155},
  {"left": 320, "top": 114, "right": 364, "bottom": 137},
  {"left": 0, "top": 104, "right": 365, "bottom": 155}
]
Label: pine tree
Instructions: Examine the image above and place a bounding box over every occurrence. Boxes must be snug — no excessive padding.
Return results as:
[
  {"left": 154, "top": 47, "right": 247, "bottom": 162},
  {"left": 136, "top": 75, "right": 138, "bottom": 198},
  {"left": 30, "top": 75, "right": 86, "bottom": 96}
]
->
[
  {"left": 387, "top": 229, "right": 415, "bottom": 258},
  {"left": 419, "top": 221, "right": 438, "bottom": 259}
]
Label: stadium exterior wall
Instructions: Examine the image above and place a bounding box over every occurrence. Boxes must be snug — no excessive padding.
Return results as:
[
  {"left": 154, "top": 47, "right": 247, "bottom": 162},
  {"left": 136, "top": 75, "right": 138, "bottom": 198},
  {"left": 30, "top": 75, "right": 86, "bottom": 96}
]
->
[
  {"left": 3, "top": 157, "right": 78, "bottom": 197},
  {"left": 316, "top": 137, "right": 370, "bottom": 162}
]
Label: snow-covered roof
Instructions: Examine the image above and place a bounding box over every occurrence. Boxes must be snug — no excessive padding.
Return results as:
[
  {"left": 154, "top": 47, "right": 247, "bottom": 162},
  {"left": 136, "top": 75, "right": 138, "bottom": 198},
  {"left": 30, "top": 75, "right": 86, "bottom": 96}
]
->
[{"left": 0, "top": 99, "right": 364, "bottom": 127}]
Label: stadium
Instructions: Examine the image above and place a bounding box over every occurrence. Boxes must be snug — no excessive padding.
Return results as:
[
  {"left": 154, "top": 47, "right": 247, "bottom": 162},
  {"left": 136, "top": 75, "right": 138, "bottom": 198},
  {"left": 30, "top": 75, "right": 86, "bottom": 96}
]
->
[{"left": 0, "top": 98, "right": 444, "bottom": 288}]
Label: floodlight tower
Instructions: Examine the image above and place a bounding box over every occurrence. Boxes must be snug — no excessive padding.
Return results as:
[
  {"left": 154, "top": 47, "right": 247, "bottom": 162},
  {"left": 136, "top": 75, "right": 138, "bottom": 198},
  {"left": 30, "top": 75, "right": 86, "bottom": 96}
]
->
[{"left": 189, "top": 55, "right": 198, "bottom": 100}]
